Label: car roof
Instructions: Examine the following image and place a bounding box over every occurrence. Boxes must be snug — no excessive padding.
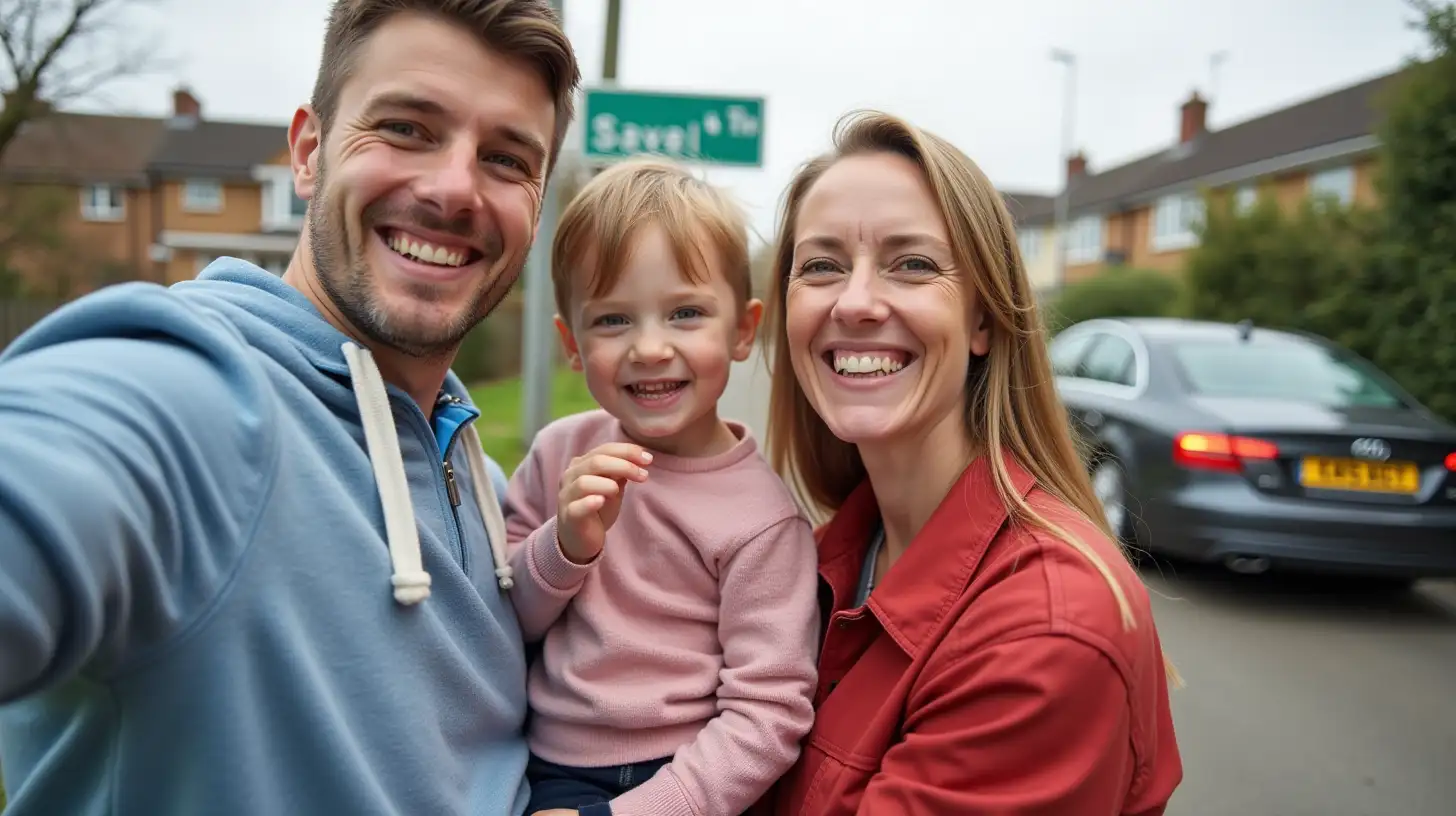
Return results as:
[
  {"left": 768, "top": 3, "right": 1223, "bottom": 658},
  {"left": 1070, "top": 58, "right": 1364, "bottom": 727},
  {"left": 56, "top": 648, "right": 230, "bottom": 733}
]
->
[{"left": 1074, "top": 317, "right": 1313, "bottom": 346}]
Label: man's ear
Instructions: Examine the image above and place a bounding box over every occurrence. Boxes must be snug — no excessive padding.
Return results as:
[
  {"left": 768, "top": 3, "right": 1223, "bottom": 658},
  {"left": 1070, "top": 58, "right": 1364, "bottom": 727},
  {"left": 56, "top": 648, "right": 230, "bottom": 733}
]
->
[
  {"left": 288, "top": 106, "right": 322, "bottom": 201},
  {"left": 732, "top": 298, "right": 765, "bottom": 362},
  {"left": 554, "top": 315, "right": 583, "bottom": 371}
]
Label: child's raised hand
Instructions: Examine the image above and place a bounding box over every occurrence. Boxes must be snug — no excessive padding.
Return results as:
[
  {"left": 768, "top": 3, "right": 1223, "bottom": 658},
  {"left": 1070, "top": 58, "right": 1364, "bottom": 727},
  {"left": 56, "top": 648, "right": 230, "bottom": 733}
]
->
[{"left": 555, "top": 442, "right": 652, "bottom": 564}]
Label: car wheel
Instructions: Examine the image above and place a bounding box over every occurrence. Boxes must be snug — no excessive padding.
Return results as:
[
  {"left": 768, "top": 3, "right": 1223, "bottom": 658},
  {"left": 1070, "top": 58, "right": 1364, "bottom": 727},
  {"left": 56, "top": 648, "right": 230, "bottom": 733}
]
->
[{"left": 1091, "top": 457, "right": 1133, "bottom": 543}]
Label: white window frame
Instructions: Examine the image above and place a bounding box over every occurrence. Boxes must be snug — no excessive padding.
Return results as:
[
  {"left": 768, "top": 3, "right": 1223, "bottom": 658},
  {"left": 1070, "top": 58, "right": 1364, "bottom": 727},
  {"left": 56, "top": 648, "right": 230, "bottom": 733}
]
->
[
  {"left": 1065, "top": 215, "right": 1103, "bottom": 265},
  {"left": 1234, "top": 184, "right": 1258, "bottom": 213},
  {"left": 80, "top": 183, "right": 125, "bottom": 221},
  {"left": 1150, "top": 192, "right": 1205, "bottom": 252},
  {"left": 255, "top": 165, "right": 307, "bottom": 231},
  {"left": 1309, "top": 164, "right": 1354, "bottom": 207},
  {"left": 1017, "top": 228, "right": 1041, "bottom": 262},
  {"left": 182, "top": 178, "right": 224, "bottom": 213}
]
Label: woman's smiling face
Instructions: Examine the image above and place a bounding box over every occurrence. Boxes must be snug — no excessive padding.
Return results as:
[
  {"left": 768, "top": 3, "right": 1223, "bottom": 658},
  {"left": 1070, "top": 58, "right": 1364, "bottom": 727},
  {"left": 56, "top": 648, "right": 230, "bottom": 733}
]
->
[{"left": 784, "top": 151, "right": 990, "bottom": 448}]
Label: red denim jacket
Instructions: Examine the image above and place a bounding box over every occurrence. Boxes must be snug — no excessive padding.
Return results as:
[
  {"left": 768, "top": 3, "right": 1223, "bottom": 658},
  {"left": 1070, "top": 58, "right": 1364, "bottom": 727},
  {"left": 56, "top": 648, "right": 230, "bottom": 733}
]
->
[{"left": 754, "top": 453, "right": 1183, "bottom": 815}]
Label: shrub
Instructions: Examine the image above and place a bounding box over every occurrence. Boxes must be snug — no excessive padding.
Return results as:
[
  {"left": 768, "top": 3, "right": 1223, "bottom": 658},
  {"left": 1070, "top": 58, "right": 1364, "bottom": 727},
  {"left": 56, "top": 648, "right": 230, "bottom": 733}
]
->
[{"left": 1045, "top": 266, "right": 1183, "bottom": 333}]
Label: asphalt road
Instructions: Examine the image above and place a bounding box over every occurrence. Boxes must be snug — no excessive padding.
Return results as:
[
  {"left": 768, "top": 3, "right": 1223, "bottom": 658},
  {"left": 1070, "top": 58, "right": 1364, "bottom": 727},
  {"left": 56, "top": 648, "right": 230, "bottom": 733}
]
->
[
  {"left": 717, "top": 344, "right": 1456, "bottom": 816},
  {"left": 1146, "top": 565, "right": 1456, "bottom": 816}
]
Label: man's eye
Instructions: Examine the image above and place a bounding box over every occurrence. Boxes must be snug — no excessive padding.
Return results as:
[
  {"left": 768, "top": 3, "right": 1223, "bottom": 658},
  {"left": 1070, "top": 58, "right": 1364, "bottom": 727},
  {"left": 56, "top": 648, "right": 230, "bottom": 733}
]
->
[{"left": 485, "top": 154, "right": 528, "bottom": 173}]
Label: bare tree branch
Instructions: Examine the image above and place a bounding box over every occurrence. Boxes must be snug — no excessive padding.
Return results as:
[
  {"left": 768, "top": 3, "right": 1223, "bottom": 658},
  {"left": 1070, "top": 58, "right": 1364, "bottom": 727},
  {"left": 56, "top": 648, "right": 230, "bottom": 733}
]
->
[{"left": 0, "top": 0, "right": 168, "bottom": 160}]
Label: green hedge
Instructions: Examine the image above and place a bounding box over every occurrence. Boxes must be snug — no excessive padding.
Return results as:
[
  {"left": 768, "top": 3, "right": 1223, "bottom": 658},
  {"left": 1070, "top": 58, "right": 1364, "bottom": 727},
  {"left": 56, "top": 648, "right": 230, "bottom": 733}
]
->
[
  {"left": 1045, "top": 265, "right": 1184, "bottom": 333},
  {"left": 1181, "top": 2, "right": 1456, "bottom": 421}
]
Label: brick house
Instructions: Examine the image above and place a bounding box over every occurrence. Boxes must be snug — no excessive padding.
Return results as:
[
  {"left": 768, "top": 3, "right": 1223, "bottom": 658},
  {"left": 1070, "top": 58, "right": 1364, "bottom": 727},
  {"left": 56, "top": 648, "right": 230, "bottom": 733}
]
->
[
  {"left": 0, "top": 87, "right": 299, "bottom": 293},
  {"left": 1011, "top": 68, "right": 1403, "bottom": 290}
]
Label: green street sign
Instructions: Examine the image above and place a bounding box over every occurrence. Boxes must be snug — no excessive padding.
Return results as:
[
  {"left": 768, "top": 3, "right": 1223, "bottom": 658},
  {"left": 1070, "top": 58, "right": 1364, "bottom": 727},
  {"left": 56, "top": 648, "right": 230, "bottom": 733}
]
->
[{"left": 583, "top": 87, "right": 765, "bottom": 167}]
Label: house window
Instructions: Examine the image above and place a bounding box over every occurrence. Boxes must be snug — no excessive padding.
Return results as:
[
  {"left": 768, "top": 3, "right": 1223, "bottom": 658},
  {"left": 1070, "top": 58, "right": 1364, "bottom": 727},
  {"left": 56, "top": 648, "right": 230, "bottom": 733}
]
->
[
  {"left": 183, "top": 179, "right": 223, "bottom": 213},
  {"left": 1017, "top": 228, "right": 1040, "bottom": 262},
  {"left": 1065, "top": 215, "right": 1103, "bottom": 265},
  {"left": 257, "top": 166, "right": 307, "bottom": 231},
  {"left": 1309, "top": 165, "right": 1354, "bottom": 207},
  {"left": 81, "top": 184, "right": 125, "bottom": 221},
  {"left": 1151, "top": 192, "right": 1204, "bottom": 252},
  {"left": 1235, "top": 184, "right": 1258, "bottom": 213}
]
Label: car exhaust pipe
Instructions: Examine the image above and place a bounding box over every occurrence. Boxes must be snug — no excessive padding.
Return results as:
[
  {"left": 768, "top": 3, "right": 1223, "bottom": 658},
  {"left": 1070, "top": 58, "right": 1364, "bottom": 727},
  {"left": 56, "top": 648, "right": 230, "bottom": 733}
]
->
[{"left": 1225, "top": 554, "right": 1271, "bottom": 575}]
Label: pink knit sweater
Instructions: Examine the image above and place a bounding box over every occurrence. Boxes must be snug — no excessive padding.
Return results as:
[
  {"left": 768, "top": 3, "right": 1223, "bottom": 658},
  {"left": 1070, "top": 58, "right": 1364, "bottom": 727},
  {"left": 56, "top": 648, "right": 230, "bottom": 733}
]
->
[{"left": 503, "top": 410, "right": 819, "bottom": 816}]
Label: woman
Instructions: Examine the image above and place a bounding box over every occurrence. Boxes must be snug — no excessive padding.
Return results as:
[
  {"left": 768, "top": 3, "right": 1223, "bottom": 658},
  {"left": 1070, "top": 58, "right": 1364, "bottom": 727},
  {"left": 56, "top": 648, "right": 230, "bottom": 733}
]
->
[{"left": 755, "top": 111, "right": 1184, "bottom": 815}]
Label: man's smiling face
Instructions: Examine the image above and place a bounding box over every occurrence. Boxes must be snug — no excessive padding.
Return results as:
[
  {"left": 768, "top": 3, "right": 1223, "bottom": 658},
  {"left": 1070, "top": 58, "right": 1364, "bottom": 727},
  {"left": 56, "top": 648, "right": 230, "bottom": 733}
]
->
[{"left": 297, "top": 11, "right": 557, "bottom": 358}]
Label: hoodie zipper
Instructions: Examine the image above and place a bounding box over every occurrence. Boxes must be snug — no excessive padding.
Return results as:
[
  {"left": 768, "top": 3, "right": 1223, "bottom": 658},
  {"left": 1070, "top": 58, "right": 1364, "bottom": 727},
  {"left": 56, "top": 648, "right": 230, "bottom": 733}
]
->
[{"left": 437, "top": 393, "right": 470, "bottom": 574}]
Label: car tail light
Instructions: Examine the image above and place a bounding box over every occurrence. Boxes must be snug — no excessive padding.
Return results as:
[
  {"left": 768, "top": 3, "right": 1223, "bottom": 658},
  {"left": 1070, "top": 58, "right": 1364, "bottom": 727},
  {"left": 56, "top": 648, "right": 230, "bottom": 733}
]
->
[
  {"left": 1174, "top": 432, "right": 1279, "bottom": 473},
  {"left": 1446, "top": 452, "right": 1456, "bottom": 471}
]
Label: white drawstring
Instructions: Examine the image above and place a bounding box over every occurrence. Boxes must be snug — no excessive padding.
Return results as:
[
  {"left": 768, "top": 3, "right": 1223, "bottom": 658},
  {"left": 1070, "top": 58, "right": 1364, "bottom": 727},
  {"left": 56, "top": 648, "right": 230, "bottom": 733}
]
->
[
  {"left": 460, "top": 422, "right": 515, "bottom": 591},
  {"left": 343, "top": 342, "right": 431, "bottom": 605},
  {"left": 342, "top": 342, "right": 515, "bottom": 605}
]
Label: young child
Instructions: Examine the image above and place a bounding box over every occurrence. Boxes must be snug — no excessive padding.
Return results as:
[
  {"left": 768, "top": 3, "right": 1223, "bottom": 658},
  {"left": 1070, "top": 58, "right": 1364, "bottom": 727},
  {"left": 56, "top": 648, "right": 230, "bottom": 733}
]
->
[{"left": 502, "top": 157, "right": 819, "bottom": 816}]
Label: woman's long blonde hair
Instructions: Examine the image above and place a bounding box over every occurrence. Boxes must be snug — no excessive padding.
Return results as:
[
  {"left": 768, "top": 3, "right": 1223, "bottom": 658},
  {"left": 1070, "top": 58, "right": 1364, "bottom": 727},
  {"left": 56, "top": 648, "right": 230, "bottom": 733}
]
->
[{"left": 764, "top": 110, "right": 1180, "bottom": 685}]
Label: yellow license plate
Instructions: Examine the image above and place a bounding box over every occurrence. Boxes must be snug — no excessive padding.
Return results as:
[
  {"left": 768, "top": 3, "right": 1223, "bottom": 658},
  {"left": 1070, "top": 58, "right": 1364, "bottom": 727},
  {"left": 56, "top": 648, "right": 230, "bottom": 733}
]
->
[{"left": 1299, "top": 456, "right": 1420, "bottom": 494}]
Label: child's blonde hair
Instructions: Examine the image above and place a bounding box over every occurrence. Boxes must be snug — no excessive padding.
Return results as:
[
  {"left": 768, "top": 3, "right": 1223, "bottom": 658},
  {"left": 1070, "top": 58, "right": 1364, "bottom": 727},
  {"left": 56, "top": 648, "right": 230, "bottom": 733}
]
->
[{"left": 551, "top": 157, "right": 752, "bottom": 321}]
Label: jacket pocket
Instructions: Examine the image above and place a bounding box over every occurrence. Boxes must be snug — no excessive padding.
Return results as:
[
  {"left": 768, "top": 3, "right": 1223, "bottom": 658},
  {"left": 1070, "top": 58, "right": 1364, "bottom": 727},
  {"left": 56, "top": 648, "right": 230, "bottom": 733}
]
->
[{"left": 797, "top": 732, "right": 880, "bottom": 816}]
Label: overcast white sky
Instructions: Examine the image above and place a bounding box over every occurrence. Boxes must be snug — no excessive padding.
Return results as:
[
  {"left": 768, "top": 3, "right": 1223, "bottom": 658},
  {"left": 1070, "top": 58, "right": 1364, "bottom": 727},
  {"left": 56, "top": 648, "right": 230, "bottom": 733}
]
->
[{"left": 89, "top": 0, "right": 1426, "bottom": 243}]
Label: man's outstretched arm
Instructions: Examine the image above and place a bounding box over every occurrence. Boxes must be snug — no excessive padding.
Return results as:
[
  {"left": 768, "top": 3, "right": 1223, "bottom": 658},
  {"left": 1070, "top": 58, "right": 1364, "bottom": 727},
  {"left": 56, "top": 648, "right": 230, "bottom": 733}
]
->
[{"left": 0, "top": 293, "right": 274, "bottom": 701}]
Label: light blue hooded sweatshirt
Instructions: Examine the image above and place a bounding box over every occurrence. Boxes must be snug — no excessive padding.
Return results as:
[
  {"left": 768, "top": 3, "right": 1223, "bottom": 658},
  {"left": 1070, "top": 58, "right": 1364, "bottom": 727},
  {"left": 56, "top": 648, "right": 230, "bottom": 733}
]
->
[{"left": 0, "top": 259, "right": 531, "bottom": 815}]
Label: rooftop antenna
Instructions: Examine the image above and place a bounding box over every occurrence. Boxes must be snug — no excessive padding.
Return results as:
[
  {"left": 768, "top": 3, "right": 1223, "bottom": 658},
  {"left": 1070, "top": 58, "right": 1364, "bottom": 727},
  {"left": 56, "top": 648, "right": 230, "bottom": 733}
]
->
[{"left": 1208, "top": 50, "right": 1229, "bottom": 108}]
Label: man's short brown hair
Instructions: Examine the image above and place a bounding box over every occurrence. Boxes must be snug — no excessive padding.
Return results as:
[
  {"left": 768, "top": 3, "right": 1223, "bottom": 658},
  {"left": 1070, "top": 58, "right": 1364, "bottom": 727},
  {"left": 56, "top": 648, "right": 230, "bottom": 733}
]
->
[
  {"left": 551, "top": 157, "right": 753, "bottom": 321},
  {"left": 311, "top": 0, "right": 580, "bottom": 173}
]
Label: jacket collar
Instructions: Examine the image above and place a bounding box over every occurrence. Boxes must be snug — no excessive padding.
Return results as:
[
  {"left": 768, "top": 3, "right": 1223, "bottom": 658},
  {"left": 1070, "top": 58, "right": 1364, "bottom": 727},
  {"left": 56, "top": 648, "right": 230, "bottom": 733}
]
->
[{"left": 818, "top": 448, "right": 1037, "bottom": 656}]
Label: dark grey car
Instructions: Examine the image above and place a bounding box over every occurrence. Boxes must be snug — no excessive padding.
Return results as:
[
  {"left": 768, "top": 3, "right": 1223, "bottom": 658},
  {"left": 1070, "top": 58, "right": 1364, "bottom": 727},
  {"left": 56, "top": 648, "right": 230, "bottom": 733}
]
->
[{"left": 1049, "top": 317, "right": 1456, "bottom": 584}]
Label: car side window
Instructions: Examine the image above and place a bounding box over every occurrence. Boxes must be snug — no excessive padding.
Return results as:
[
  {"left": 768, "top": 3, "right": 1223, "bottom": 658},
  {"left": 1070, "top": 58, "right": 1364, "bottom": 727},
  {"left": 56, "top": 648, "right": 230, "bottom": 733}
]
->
[
  {"left": 1079, "top": 334, "right": 1137, "bottom": 387},
  {"left": 1049, "top": 331, "right": 1096, "bottom": 377}
]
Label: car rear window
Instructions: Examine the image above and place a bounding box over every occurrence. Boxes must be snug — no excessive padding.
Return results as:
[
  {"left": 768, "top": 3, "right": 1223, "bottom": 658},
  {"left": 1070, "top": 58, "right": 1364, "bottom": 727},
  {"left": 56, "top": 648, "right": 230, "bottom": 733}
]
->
[{"left": 1170, "top": 339, "right": 1406, "bottom": 408}]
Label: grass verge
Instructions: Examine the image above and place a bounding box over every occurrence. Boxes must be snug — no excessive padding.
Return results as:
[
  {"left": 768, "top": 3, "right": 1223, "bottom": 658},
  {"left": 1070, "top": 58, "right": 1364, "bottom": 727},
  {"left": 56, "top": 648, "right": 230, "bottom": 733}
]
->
[{"left": 468, "top": 368, "right": 599, "bottom": 475}]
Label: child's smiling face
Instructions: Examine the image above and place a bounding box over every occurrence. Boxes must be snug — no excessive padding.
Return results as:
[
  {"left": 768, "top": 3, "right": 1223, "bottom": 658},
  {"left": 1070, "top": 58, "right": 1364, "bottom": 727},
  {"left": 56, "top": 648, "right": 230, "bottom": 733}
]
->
[{"left": 556, "top": 222, "right": 762, "bottom": 456}]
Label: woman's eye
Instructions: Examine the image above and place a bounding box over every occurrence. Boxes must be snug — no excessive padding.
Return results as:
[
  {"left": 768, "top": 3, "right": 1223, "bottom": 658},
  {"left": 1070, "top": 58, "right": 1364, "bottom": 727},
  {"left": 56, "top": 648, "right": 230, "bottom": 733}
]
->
[
  {"left": 895, "top": 256, "right": 938, "bottom": 273},
  {"left": 797, "top": 259, "right": 841, "bottom": 276}
]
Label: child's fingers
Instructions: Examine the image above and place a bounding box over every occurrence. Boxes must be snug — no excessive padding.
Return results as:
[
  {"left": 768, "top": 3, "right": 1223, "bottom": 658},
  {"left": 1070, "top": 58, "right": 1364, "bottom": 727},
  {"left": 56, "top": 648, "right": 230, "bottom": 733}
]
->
[
  {"left": 561, "top": 474, "right": 622, "bottom": 505},
  {"left": 563, "top": 454, "right": 648, "bottom": 486},
  {"left": 560, "top": 494, "right": 606, "bottom": 526},
  {"left": 584, "top": 442, "right": 653, "bottom": 466}
]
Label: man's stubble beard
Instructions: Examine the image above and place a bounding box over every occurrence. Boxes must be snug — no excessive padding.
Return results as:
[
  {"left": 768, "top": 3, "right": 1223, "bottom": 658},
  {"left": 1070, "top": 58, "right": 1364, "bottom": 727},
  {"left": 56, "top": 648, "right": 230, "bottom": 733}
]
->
[{"left": 307, "top": 156, "right": 527, "bottom": 360}]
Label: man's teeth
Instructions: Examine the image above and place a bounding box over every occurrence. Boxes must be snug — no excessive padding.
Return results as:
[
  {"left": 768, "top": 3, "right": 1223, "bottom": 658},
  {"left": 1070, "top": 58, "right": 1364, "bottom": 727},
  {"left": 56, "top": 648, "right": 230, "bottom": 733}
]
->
[
  {"left": 833, "top": 354, "right": 905, "bottom": 375},
  {"left": 388, "top": 232, "right": 468, "bottom": 267}
]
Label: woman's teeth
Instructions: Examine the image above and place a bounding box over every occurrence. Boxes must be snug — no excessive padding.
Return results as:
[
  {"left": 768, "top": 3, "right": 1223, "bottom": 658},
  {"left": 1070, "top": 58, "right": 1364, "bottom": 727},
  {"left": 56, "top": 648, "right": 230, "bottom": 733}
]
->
[
  {"left": 833, "top": 354, "right": 905, "bottom": 376},
  {"left": 387, "top": 232, "right": 468, "bottom": 267}
]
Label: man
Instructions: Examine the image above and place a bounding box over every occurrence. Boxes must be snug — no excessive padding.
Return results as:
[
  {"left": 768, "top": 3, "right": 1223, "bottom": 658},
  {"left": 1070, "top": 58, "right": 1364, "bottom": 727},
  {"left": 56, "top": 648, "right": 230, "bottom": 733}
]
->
[{"left": 0, "top": 2, "right": 580, "bottom": 813}]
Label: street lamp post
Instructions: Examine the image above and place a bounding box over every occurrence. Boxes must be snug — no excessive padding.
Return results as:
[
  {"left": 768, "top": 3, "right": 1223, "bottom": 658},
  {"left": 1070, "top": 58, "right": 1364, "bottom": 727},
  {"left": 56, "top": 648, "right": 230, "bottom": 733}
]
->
[
  {"left": 518, "top": 0, "right": 568, "bottom": 447},
  {"left": 1051, "top": 48, "right": 1076, "bottom": 292}
]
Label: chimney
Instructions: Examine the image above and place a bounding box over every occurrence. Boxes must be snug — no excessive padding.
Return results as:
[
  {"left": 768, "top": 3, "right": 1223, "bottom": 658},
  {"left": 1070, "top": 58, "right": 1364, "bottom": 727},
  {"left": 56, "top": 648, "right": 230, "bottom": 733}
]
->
[
  {"left": 172, "top": 87, "right": 202, "bottom": 121},
  {"left": 1179, "top": 91, "right": 1207, "bottom": 144},
  {"left": 1066, "top": 151, "right": 1087, "bottom": 180}
]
